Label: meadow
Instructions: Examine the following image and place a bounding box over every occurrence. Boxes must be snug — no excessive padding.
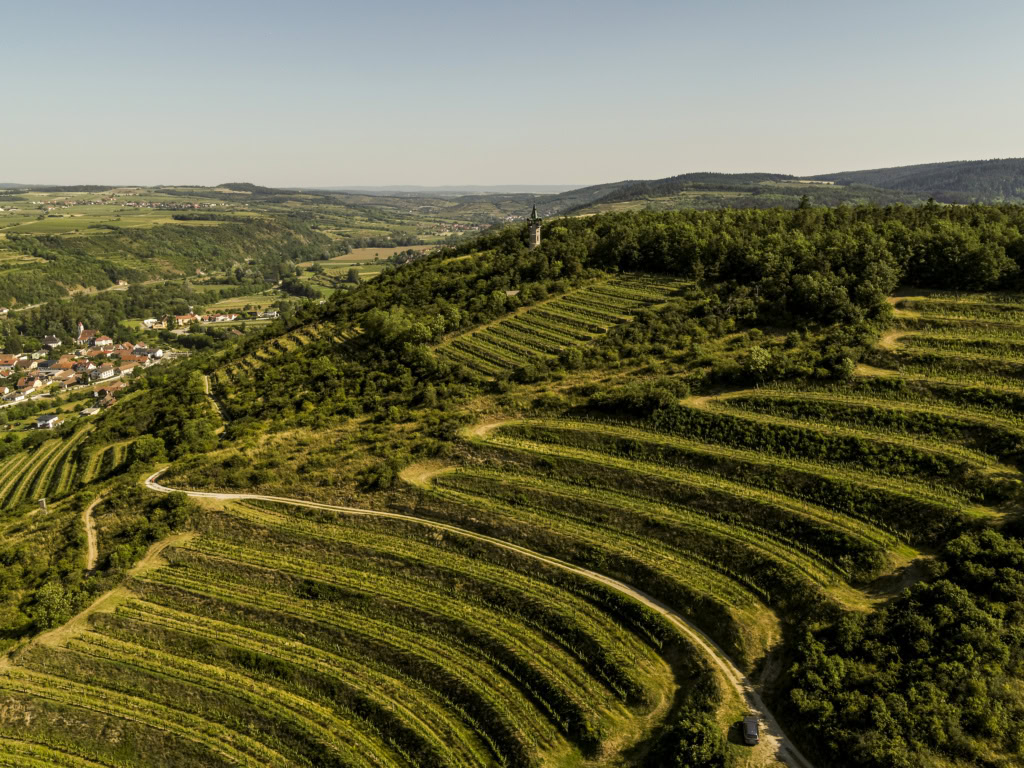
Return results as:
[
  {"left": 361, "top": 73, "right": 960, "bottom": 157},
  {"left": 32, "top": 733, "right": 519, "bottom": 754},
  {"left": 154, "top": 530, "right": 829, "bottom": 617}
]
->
[{"left": 206, "top": 292, "right": 283, "bottom": 312}]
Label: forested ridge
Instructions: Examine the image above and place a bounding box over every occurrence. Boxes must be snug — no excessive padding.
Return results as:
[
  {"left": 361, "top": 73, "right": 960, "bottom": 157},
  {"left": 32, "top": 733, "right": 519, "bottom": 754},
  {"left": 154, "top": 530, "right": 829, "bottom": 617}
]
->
[
  {"left": 199, "top": 203, "right": 1024, "bottom": 435},
  {"left": 815, "top": 158, "right": 1024, "bottom": 203}
]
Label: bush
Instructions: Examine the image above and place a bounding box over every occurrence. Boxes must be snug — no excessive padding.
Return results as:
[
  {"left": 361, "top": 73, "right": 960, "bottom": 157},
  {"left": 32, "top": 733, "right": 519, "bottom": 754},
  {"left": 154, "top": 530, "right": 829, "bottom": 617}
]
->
[{"left": 644, "top": 710, "right": 726, "bottom": 768}]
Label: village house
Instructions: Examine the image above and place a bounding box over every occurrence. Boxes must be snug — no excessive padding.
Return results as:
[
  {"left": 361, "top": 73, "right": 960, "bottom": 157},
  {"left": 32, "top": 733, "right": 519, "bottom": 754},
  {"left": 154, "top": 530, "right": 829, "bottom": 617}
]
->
[
  {"left": 17, "top": 376, "right": 44, "bottom": 391},
  {"left": 201, "top": 313, "right": 240, "bottom": 323},
  {"left": 3, "top": 391, "right": 25, "bottom": 403},
  {"left": 42, "top": 335, "right": 62, "bottom": 349},
  {"left": 174, "top": 314, "right": 200, "bottom": 326},
  {"left": 111, "top": 350, "right": 148, "bottom": 365},
  {"left": 90, "top": 364, "right": 115, "bottom": 381},
  {"left": 15, "top": 358, "right": 38, "bottom": 372},
  {"left": 38, "top": 359, "right": 73, "bottom": 375},
  {"left": 35, "top": 414, "right": 62, "bottom": 430},
  {"left": 134, "top": 345, "right": 163, "bottom": 359},
  {"left": 80, "top": 406, "right": 100, "bottom": 417},
  {"left": 93, "top": 335, "right": 114, "bottom": 348},
  {"left": 0, "top": 354, "right": 18, "bottom": 371},
  {"left": 73, "top": 360, "right": 96, "bottom": 373},
  {"left": 94, "top": 382, "right": 125, "bottom": 399},
  {"left": 259, "top": 309, "right": 280, "bottom": 319},
  {"left": 53, "top": 370, "right": 78, "bottom": 389}
]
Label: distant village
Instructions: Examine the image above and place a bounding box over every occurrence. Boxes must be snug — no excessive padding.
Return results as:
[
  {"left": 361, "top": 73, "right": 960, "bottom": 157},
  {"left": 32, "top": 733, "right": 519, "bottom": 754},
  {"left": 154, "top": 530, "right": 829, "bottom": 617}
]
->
[{"left": 1, "top": 321, "right": 167, "bottom": 420}]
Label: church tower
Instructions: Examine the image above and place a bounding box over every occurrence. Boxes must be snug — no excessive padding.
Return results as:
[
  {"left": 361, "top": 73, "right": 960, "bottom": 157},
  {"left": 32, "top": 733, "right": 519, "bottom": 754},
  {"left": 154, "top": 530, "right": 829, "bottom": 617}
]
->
[{"left": 527, "top": 204, "right": 542, "bottom": 249}]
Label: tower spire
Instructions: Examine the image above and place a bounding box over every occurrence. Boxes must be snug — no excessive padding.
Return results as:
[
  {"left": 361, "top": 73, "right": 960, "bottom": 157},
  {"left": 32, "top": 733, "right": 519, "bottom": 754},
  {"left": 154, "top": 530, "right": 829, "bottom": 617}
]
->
[{"left": 527, "top": 203, "right": 542, "bottom": 249}]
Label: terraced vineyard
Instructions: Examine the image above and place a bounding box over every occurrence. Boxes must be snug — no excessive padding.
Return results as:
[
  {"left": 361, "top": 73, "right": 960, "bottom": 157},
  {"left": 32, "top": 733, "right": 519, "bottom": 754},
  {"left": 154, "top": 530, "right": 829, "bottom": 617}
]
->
[
  {"left": 864, "top": 291, "right": 1024, "bottom": 386},
  {"left": 0, "top": 426, "right": 92, "bottom": 511},
  {"left": 406, "top": 294, "right": 1024, "bottom": 681},
  {"left": 436, "top": 276, "right": 690, "bottom": 377},
  {"left": 78, "top": 439, "right": 135, "bottom": 486},
  {"left": 212, "top": 323, "right": 355, "bottom": 414},
  {"left": 4, "top": 293, "right": 1024, "bottom": 768},
  {"left": 0, "top": 500, "right": 711, "bottom": 767}
]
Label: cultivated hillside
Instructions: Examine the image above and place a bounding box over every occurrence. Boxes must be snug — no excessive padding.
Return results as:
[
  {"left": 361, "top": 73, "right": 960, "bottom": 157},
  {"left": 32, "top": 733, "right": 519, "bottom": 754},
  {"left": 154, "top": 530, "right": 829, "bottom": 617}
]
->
[{"left": 2, "top": 206, "right": 1024, "bottom": 768}]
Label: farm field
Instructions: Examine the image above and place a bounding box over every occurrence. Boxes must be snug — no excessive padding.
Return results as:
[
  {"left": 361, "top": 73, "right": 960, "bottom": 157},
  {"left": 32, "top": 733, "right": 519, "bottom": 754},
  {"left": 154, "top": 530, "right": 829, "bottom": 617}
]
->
[
  {"left": 401, "top": 290, "right": 1024, "bottom": 765},
  {"left": 5, "top": 290, "right": 1018, "bottom": 767},
  {"left": 295, "top": 246, "right": 434, "bottom": 296},
  {"left": 205, "top": 292, "right": 283, "bottom": 312}
]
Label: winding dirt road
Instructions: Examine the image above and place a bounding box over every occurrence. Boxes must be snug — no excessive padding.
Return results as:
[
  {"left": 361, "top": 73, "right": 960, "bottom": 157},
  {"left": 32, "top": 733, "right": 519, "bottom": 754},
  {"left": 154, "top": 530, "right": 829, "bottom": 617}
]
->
[
  {"left": 82, "top": 496, "right": 102, "bottom": 571},
  {"left": 145, "top": 470, "right": 816, "bottom": 768}
]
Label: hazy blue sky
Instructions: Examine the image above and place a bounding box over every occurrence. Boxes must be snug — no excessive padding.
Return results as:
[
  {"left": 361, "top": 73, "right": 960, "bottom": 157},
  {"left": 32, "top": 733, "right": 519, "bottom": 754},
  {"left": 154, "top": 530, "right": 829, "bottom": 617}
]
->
[{"left": 3, "top": 0, "right": 1022, "bottom": 186}]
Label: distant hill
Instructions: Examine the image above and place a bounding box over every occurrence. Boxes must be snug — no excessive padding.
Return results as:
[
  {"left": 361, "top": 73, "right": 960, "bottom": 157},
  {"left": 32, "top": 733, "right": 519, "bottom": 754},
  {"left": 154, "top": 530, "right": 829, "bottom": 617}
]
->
[
  {"left": 585, "top": 172, "right": 794, "bottom": 202},
  {"left": 543, "top": 160, "right": 1024, "bottom": 213},
  {"left": 551, "top": 172, "right": 918, "bottom": 214},
  {"left": 316, "top": 184, "right": 584, "bottom": 196},
  {"left": 812, "top": 158, "right": 1024, "bottom": 203}
]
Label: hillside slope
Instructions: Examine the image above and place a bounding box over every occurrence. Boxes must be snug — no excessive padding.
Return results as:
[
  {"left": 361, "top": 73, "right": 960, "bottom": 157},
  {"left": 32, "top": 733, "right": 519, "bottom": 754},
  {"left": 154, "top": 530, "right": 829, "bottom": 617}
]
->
[
  {"left": 2, "top": 206, "right": 1024, "bottom": 768},
  {"left": 813, "top": 157, "right": 1024, "bottom": 202}
]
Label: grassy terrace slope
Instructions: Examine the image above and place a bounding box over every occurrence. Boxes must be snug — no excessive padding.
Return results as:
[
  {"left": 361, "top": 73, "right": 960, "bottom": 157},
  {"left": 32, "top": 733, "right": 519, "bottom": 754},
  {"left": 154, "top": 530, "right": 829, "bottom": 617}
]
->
[
  {"left": 6, "top": 288, "right": 1021, "bottom": 768},
  {"left": 395, "top": 292, "right": 1023, "bottom": 767},
  {"left": 0, "top": 498, "right": 718, "bottom": 768},
  {"left": 436, "top": 275, "right": 690, "bottom": 377}
]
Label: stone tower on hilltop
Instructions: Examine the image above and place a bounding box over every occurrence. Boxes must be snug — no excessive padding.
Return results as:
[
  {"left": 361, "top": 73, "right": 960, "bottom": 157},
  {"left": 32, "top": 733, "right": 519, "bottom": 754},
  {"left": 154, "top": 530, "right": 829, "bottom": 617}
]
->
[{"left": 527, "top": 204, "right": 542, "bottom": 249}]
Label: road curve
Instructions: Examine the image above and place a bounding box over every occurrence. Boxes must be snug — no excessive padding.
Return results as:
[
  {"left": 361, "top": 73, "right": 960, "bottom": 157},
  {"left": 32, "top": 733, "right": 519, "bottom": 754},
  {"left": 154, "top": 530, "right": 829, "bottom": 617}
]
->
[{"left": 145, "top": 469, "right": 816, "bottom": 768}]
